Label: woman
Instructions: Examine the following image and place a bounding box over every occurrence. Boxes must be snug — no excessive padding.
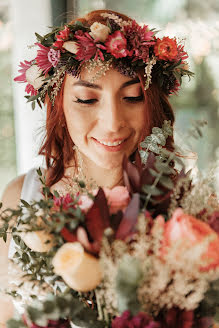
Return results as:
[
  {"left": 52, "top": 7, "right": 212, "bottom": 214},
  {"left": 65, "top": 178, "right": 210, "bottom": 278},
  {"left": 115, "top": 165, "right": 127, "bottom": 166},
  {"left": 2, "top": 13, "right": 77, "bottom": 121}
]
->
[{"left": 0, "top": 9, "right": 191, "bottom": 325}]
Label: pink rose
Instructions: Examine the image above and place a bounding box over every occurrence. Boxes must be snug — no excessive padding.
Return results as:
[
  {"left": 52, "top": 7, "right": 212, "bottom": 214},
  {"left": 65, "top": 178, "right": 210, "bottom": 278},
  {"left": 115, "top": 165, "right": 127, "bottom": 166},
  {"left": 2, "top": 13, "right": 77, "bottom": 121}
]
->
[
  {"left": 78, "top": 194, "right": 94, "bottom": 213},
  {"left": 158, "top": 208, "right": 219, "bottom": 272},
  {"left": 105, "top": 31, "right": 130, "bottom": 58},
  {"left": 103, "top": 186, "right": 130, "bottom": 214}
]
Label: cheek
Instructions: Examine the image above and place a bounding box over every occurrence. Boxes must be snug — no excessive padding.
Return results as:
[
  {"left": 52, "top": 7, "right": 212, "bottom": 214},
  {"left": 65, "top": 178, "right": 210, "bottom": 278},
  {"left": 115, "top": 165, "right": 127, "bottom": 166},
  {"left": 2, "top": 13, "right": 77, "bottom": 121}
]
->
[
  {"left": 131, "top": 106, "right": 148, "bottom": 138},
  {"left": 64, "top": 102, "right": 94, "bottom": 143}
]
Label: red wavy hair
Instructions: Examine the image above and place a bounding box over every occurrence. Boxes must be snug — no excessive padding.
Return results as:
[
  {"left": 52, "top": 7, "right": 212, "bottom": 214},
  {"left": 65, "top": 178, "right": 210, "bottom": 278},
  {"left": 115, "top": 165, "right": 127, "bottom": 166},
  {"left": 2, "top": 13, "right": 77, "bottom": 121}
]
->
[{"left": 39, "top": 9, "right": 175, "bottom": 187}]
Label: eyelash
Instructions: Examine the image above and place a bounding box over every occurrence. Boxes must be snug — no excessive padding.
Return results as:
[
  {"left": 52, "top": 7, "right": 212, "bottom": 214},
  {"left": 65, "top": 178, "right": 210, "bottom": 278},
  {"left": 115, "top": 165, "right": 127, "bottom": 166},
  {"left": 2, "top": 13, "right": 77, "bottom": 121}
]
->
[{"left": 74, "top": 95, "right": 144, "bottom": 105}]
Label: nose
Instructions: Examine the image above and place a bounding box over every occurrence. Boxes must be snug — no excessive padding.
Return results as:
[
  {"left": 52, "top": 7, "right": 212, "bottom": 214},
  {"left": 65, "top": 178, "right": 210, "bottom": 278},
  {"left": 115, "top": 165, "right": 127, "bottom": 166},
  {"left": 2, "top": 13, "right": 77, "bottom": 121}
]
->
[{"left": 100, "top": 97, "right": 126, "bottom": 132}]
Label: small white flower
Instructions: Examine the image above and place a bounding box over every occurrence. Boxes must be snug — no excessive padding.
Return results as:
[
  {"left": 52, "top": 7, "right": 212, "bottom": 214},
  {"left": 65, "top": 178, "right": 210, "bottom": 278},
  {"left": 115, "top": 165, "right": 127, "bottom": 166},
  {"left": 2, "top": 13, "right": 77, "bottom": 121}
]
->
[
  {"left": 25, "top": 65, "right": 45, "bottom": 89},
  {"left": 89, "top": 22, "right": 110, "bottom": 42},
  {"left": 63, "top": 41, "right": 79, "bottom": 54}
]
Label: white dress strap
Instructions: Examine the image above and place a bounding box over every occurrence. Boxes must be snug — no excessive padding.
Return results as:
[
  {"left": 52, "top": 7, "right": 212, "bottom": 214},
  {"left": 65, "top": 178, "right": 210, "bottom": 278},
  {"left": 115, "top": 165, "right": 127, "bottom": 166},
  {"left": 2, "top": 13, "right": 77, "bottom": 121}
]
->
[
  {"left": 8, "top": 168, "right": 44, "bottom": 259},
  {"left": 20, "top": 167, "right": 44, "bottom": 203}
]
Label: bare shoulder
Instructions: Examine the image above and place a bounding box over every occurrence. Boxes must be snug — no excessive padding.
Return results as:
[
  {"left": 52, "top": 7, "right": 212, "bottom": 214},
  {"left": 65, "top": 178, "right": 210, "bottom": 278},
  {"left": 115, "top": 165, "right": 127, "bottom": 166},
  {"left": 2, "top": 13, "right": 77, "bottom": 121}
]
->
[{"left": 1, "top": 174, "right": 25, "bottom": 211}]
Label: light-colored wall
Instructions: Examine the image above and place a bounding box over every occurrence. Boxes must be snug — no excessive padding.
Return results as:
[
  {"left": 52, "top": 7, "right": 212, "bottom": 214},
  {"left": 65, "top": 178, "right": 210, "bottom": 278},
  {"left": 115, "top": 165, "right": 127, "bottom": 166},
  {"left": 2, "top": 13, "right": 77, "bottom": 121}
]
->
[{"left": 10, "top": 0, "right": 52, "bottom": 174}]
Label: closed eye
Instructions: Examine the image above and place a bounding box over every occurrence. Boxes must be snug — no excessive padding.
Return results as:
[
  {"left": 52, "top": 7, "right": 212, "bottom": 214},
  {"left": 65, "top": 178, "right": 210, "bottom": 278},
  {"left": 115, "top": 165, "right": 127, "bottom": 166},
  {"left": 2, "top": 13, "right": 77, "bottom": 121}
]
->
[
  {"left": 74, "top": 94, "right": 144, "bottom": 105},
  {"left": 74, "top": 97, "right": 97, "bottom": 104},
  {"left": 124, "top": 95, "right": 144, "bottom": 103}
]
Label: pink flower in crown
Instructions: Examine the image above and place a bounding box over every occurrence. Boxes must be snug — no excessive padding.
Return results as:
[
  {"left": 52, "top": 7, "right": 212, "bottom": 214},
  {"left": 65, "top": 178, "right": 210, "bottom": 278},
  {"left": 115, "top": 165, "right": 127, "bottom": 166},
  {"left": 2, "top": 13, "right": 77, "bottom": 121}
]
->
[
  {"left": 124, "top": 20, "right": 155, "bottom": 61},
  {"left": 36, "top": 43, "right": 60, "bottom": 74},
  {"left": 75, "top": 30, "right": 106, "bottom": 62},
  {"left": 53, "top": 26, "right": 70, "bottom": 49},
  {"left": 14, "top": 60, "right": 38, "bottom": 96},
  {"left": 105, "top": 30, "right": 130, "bottom": 58}
]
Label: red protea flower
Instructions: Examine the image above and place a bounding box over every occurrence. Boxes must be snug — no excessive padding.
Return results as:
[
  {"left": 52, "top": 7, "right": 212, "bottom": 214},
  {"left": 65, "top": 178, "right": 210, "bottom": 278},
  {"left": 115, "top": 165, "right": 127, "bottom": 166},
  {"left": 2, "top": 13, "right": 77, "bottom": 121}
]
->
[
  {"left": 112, "top": 310, "right": 160, "bottom": 328},
  {"left": 154, "top": 37, "right": 178, "bottom": 61},
  {"left": 124, "top": 20, "right": 155, "bottom": 61},
  {"left": 36, "top": 43, "right": 60, "bottom": 74},
  {"left": 53, "top": 26, "right": 70, "bottom": 49},
  {"left": 53, "top": 193, "right": 75, "bottom": 211},
  {"left": 75, "top": 31, "right": 106, "bottom": 62},
  {"left": 105, "top": 30, "right": 130, "bottom": 58},
  {"left": 176, "top": 43, "right": 188, "bottom": 64},
  {"left": 14, "top": 60, "right": 38, "bottom": 96}
]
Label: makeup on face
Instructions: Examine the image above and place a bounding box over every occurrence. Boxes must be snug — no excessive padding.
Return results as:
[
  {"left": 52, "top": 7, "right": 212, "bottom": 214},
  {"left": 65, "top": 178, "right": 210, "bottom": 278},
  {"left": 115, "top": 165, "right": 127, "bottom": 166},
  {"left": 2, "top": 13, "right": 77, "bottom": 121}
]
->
[{"left": 63, "top": 69, "right": 147, "bottom": 170}]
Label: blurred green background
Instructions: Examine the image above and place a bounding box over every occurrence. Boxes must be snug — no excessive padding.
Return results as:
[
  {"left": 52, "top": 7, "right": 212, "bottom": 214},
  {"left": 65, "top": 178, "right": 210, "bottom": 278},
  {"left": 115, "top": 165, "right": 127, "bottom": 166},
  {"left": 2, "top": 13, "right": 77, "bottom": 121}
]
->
[{"left": 1, "top": 0, "right": 219, "bottom": 196}]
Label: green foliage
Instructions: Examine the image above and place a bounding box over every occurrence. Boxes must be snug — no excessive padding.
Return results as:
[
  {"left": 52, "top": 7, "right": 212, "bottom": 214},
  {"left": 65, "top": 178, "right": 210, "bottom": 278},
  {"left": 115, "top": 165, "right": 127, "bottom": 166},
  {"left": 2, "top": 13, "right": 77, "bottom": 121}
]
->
[
  {"left": 6, "top": 293, "right": 105, "bottom": 328},
  {"left": 196, "top": 279, "right": 219, "bottom": 321},
  {"left": 116, "top": 255, "right": 142, "bottom": 315}
]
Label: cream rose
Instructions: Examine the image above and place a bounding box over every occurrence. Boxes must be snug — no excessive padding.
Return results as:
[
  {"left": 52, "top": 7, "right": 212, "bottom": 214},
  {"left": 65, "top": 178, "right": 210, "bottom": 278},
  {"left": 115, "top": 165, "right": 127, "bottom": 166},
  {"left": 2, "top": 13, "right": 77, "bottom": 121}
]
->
[
  {"left": 89, "top": 22, "right": 110, "bottom": 42},
  {"left": 25, "top": 65, "right": 45, "bottom": 90},
  {"left": 62, "top": 41, "right": 79, "bottom": 54},
  {"left": 52, "top": 242, "right": 102, "bottom": 292},
  {"left": 19, "top": 229, "right": 54, "bottom": 252}
]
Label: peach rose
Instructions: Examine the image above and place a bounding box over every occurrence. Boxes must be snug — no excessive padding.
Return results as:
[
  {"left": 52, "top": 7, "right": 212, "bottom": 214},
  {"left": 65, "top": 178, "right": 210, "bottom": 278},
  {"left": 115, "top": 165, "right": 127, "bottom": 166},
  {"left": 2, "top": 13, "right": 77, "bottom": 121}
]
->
[
  {"left": 52, "top": 242, "right": 102, "bottom": 292},
  {"left": 103, "top": 186, "right": 130, "bottom": 214},
  {"left": 89, "top": 22, "right": 110, "bottom": 42},
  {"left": 158, "top": 208, "right": 219, "bottom": 272}
]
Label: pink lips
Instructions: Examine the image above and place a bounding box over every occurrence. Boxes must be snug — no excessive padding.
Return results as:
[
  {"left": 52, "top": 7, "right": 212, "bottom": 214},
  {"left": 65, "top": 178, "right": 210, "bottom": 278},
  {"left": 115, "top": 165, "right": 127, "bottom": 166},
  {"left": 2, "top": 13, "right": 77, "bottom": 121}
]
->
[{"left": 92, "top": 137, "right": 129, "bottom": 152}]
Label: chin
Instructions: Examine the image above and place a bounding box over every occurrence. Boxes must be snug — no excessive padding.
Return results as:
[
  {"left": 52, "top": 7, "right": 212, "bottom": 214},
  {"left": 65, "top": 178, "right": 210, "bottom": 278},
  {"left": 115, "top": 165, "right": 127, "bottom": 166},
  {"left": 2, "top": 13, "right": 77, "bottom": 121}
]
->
[{"left": 91, "top": 152, "right": 128, "bottom": 170}]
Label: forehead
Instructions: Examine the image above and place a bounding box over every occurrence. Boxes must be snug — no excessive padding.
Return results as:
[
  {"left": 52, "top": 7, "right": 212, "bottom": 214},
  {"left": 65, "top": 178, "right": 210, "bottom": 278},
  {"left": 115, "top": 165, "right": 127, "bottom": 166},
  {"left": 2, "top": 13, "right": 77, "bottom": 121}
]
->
[{"left": 65, "top": 65, "right": 141, "bottom": 91}]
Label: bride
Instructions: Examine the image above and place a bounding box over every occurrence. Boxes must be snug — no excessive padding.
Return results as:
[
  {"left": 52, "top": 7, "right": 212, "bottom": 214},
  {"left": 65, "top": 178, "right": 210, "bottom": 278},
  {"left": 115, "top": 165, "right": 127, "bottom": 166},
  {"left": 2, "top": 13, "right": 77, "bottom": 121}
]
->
[{"left": 0, "top": 8, "right": 191, "bottom": 326}]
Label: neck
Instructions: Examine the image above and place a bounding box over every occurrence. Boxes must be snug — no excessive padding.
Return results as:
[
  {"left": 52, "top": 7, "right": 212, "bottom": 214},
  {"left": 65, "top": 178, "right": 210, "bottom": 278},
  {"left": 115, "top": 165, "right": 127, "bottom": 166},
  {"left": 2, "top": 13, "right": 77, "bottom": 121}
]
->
[{"left": 74, "top": 149, "right": 124, "bottom": 189}]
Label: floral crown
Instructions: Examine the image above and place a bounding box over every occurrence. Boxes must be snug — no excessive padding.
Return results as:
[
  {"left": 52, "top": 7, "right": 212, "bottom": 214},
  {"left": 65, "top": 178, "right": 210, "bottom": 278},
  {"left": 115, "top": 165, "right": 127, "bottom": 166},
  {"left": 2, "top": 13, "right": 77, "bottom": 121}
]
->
[{"left": 14, "top": 12, "right": 194, "bottom": 109}]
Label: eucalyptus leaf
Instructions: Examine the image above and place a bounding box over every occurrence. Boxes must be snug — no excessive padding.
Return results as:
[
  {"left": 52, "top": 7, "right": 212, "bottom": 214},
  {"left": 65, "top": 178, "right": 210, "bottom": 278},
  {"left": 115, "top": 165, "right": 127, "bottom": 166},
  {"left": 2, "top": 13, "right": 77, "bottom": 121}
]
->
[
  {"left": 142, "top": 185, "right": 163, "bottom": 196},
  {"left": 159, "top": 176, "right": 174, "bottom": 189}
]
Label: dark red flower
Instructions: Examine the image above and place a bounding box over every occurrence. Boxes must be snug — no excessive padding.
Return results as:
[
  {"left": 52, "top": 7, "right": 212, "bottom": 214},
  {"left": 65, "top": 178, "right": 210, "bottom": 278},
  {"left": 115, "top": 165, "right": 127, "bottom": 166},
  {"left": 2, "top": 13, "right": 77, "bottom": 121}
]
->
[
  {"left": 124, "top": 20, "right": 155, "bottom": 61},
  {"left": 75, "top": 31, "right": 106, "bottom": 62},
  {"left": 112, "top": 310, "right": 160, "bottom": 328},
  {"left": 158, "top": 307, "right": 194, "bottom": 328},
  {"left": 208, "top": 211, "right": 219, "bottom": 234},
  {"left": 154, "top": 37, "right": 178, "bottom": 61}
]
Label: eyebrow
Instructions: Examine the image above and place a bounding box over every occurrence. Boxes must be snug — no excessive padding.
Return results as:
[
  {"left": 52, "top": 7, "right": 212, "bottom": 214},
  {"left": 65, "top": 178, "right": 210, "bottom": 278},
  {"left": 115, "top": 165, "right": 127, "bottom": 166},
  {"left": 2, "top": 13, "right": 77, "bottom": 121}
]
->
[{"left": 72, "top": 77, "right": 140, "bottom": 90}]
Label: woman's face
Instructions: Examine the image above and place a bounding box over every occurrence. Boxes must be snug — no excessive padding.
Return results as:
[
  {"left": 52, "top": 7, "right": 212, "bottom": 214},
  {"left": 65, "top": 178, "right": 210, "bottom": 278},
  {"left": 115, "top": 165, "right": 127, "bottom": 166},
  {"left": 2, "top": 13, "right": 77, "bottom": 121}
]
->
[{"left": 63, "top": 67, "right": 148, "bottom": 170}]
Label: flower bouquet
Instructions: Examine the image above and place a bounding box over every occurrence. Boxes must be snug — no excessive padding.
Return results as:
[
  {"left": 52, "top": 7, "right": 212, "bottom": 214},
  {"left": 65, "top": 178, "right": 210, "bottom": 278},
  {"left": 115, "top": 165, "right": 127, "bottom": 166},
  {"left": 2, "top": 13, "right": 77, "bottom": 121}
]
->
[{"left": 1, "top": 125, "right": 219, "bottom": 328}]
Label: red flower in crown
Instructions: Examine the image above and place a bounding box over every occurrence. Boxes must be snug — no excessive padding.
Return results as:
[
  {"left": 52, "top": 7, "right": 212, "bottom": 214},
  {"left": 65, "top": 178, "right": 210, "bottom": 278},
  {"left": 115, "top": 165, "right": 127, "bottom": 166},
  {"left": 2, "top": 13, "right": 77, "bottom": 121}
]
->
[
  {"left": 176, "top": 43, "right": 188, "bottom": 64},
  {"left": 53, "top": 26, "right": 70, "bottom": 49},
  {"left": 154, "top": 37, "right": 178, "bottom": 61},
  {"left": 75, "top": 31, "right": 106, "bottom": 61},
  {"left": 105, "top": 30, "right": 130, "bottom": 58}
]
